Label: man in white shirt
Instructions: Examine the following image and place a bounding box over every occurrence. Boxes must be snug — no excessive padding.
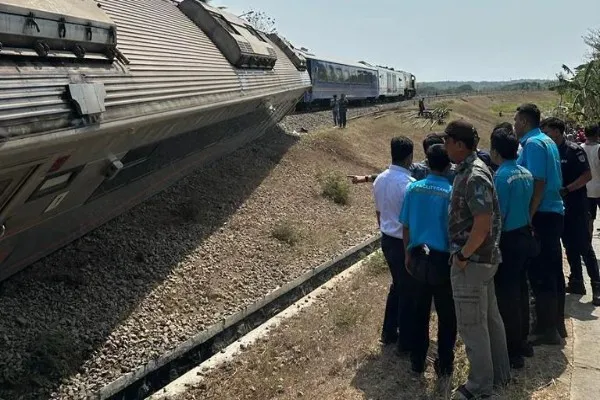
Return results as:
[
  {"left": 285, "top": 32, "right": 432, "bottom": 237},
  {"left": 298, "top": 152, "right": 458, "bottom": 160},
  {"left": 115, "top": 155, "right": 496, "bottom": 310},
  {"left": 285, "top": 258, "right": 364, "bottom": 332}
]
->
[
  {"left": 581, "top": 124, "right": 600, "bottom": 237},
  {"left": 373, "top": 136, "right": 416, "bottom": 352}
]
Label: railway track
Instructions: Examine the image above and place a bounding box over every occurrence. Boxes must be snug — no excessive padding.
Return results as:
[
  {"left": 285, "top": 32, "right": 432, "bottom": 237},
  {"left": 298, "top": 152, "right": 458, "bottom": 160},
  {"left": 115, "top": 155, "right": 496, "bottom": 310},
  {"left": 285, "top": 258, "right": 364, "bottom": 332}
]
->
[{"left": 100, "top": 235, "right": 381, "bottom": 400}]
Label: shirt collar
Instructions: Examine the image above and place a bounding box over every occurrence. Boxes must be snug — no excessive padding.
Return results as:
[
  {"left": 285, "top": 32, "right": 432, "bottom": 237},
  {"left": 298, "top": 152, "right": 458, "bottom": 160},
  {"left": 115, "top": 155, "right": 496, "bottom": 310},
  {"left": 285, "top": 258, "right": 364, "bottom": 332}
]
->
[
  {"left": 456, "top": 152, "right": 478, "bottom": 172},
  {"left": 425, "top": 173, "right": 448, "bottom": 182},
  {"left": 519, "top": 127, "right": 541, "bottom": 145},
  {"left": 389, "top": 164, "right": 412, "bottom": 175},
  {"left": 499, "top": 159, "right": 518, "bottom": 169}
]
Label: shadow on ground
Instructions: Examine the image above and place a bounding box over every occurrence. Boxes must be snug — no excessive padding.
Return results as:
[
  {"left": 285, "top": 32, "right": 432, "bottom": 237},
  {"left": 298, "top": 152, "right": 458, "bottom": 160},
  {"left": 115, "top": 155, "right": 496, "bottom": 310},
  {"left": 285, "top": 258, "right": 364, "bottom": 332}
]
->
[
  {"left": 0, "top": 124, "right": 298, "bottom": 400},
  {"left": 352, "top": 340, "right": 569, "bottom": 400}
]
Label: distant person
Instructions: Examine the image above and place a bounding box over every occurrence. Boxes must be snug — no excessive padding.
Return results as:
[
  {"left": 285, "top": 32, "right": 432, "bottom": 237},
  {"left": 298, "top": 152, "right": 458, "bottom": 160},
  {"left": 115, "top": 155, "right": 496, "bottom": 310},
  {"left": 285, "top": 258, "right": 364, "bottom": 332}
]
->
[
  {"left": 400, "top": 144, "right": 456, "bottom": 377},
  {"left": 443, "top": 120, "right": 510, "bottom": 399},
  {"left": 331, "top": 95, "right": 339, "bottom": 127},
  {"left": 418, "top": 98, "right": 425, "bottom": 116},
  {"left": 514, "top": 103, "right": 565, "bottom": 345},
  {"left": 490, "top": 128, "right": 535, "bottom": 369},
  {"left": 543, "top": 117, "right": 600, "bottom": 306},
  {"left": 372, "top": 137, "right": 416, "bottom": 352},
  {"left": 338, "top": 93, "right": 349, "bottom": 128},
  {"left": 348, "top": 133, "right": 456, "bottom": 184},
  {"left": 581, "top": 124, "right": 600, "bottom": 237}
]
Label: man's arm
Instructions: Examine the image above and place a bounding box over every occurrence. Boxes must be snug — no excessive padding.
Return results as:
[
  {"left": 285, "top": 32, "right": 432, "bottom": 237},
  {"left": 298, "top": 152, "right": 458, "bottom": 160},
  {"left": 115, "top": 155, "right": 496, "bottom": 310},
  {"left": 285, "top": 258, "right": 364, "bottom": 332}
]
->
[
  {"left": 460, "top": 175, "right": 494, "bottom": 260},
  {"left": 521, "top": 142, "right": 549, "bottom": 218},
  {"left": 348, "top": 174, "right": 379, "bottom": 184},
  {"left": 530, "top": 180, "right": 545, "bottom": 218},
  {"left": 461, "top": 214, "right": 491, "bottom": 258},
  {"left": 565, "top": 147, "right": 592, "bottom": 193}
]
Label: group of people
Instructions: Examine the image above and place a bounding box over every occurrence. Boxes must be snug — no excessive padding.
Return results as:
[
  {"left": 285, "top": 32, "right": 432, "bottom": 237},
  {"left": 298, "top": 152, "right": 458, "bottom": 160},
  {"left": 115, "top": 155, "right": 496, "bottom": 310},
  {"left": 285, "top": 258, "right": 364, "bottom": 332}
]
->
[
  {"left": 349, "top": 103, "right": 600, "bottom": 399},
  {"left": 331, "top": 94, "right": 349, "bottom": 128}
]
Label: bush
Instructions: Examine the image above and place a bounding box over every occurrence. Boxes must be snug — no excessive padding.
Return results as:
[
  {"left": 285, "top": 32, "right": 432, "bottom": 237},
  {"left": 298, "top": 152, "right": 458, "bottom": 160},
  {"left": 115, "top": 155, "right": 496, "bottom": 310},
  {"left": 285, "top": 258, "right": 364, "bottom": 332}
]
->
[
  {"left": 319, "top": 171, "right": 350, "bottom": 205},
  {"left": 271, "top": 220, "right": 301, "bottom": 246}
]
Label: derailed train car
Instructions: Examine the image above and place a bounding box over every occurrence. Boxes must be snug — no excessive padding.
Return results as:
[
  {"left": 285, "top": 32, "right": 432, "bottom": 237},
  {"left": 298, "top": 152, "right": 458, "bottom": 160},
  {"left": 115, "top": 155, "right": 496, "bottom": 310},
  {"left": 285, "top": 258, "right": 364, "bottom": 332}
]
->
[{"left": 0, "top": 0, "right": 310, "bottom": 281}]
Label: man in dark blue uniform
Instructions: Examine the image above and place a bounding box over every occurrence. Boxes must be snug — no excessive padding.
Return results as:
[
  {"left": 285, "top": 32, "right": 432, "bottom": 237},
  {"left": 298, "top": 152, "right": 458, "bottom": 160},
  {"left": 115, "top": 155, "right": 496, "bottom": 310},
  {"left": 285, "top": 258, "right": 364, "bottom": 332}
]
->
[{"left": 541, "top": 117, "right": 600, "bottom": 306}]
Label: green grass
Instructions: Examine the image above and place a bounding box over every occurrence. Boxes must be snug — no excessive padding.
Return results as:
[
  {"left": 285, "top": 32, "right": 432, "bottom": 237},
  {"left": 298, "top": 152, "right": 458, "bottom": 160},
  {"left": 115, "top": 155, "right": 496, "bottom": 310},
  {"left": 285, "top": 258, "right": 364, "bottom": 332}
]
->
[
  {"left": 490, "top": 99, "right": 559, "bottom": 116},
  {"left": 271, "top": 220, "right": 301, "bottom": 246},
  {"left": 318, "top": 171, "right": 350, "bottom": 205}
]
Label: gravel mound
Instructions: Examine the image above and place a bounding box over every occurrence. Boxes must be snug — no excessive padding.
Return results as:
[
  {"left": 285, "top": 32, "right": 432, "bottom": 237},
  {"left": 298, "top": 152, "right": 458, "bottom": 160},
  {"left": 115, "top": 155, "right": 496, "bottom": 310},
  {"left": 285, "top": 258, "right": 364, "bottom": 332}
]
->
[{"left": 0, "top": 111, "right": 381, "bottom": 399}]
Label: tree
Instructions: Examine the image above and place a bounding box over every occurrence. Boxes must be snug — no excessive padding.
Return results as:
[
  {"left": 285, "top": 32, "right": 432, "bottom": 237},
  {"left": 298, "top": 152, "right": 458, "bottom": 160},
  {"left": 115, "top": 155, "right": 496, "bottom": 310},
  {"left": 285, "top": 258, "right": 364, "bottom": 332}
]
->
[
  {"left": 551, "top": 29, "right": 600, "bottom": 123},
  {"left": 240, "top": 9, "right": 277, "bottom": 33}
]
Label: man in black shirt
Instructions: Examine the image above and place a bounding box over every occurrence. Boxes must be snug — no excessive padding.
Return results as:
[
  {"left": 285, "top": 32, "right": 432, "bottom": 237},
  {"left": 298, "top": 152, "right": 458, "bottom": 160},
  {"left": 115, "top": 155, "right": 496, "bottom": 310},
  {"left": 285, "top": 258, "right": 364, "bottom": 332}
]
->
[{"left": 541, "top": 117, "right": 600, "bottom": 307}]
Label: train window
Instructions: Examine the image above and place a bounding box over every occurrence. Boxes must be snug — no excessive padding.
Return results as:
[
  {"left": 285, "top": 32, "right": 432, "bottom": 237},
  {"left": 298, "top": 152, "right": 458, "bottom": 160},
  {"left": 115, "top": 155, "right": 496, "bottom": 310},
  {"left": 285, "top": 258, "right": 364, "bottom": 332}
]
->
[
  {"left": 28, "top": 166, "right": 84, "bottom": 201},
  {"left": 343, "top": 69, "right": 350, "bottom": 82},
  {"left": 335, "top": 67, "right": 343, "bottom": 82},
  {"left": 317, "top": 63, "right": 328, "bottom": 82},
  {"left": 326, "top": 65, "right": 334, "bottom": 82},
  {"left": 211, "top": 13, "right": 240, "bottom": 35},
  {"left": 245, "top": 26, "right": 267, "bottom": 42}
]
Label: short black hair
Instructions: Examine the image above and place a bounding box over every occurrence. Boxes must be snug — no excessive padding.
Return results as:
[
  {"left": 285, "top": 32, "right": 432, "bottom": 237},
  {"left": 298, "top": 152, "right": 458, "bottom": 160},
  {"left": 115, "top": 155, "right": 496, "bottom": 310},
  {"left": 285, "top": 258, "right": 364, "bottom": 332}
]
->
[
  {"left": 540, "top": 117, "right": 566, "bottom": 134},
  {"left": 493, "top": 122, "right": 514, "bottom": 135},
  {"left": 391, "top": 136, "right": 413, "bottom": 165},
  {"left": 422, "top": 133, "right": 444, "bottom": 153},
  {"left": 585, "top": 124, "right": 600, "bottom": 138},
  {"left": 444, "top": 120, "right": 478, "bottom": 151},
  {"left": 516, "top": 103, "right": 541, "bottom": 127},
  {"left": 490, "top": 128, "right": 519, "bottom": 160},
  {"left": 426, "top": 144, "right": 450, "bottom": 172}
]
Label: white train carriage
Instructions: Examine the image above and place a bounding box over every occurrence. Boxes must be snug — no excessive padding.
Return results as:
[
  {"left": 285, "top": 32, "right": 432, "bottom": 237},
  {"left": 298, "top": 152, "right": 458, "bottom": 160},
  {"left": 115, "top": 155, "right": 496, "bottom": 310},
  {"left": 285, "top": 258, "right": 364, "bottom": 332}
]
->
[
  {"left": 358, "top": 61, "right": 407, "bottom": 102},
  {"left": 0, "top": 0, "right": 310, "bottom": 281}
]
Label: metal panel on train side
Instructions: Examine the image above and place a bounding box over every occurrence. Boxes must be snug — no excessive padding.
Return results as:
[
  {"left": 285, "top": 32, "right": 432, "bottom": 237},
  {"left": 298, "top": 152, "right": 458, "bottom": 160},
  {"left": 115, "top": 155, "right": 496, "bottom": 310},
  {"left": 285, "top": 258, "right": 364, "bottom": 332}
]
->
[{"left": 0, "top": 0, "right": 310, "bottom": 140}]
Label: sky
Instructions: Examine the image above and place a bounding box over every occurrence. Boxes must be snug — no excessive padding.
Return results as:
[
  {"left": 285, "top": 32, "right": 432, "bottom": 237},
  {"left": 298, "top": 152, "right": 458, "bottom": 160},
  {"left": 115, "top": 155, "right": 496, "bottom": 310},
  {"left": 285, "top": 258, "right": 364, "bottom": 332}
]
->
[{"left": 212, "top": 0, "right": 600, "bottom": 82}]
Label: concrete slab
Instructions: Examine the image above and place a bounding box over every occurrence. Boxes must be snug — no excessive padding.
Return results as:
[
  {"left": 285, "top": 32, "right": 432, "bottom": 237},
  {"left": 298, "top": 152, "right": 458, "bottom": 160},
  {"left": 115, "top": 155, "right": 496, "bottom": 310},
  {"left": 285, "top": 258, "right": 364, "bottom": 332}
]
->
[{"left": 567, "top": 218, "right": 600, "bottom": 400}]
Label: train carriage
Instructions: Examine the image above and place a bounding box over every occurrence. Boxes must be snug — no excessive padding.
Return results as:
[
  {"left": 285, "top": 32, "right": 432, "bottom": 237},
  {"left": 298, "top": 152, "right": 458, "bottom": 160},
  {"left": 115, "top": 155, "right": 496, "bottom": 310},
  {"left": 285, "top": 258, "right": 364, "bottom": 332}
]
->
[
  {"left": 0, "top": 0, "right": 310, "bottom": 281},
  {"left": 300, "top": 54, "right": 379, "bottom": 108}
]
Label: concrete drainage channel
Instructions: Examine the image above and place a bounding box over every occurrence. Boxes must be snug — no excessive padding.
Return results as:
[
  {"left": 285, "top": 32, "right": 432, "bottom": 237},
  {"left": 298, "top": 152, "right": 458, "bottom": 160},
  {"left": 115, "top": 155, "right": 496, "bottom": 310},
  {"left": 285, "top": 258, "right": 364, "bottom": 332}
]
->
[{"left": 97, "top": 234, "right": 381, "bottom": 400}]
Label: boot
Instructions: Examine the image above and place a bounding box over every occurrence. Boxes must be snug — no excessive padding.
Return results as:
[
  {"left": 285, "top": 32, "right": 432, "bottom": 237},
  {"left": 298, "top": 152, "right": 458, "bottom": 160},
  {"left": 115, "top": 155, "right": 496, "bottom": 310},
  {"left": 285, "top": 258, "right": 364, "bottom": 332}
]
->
[
  {"left": 592, "top": 282, "right": 600, "bottom": 307},
  {"left": 566, "top": 279, "right": 587, "bottom": 295}
]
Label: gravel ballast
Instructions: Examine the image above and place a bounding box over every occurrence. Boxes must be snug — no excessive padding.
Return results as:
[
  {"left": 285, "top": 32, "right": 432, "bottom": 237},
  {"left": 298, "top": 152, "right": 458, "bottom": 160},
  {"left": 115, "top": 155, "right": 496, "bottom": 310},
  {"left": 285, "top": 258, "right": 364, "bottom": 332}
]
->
[{"left": 0, "top": 109, "right": 386, "bottom": 400}]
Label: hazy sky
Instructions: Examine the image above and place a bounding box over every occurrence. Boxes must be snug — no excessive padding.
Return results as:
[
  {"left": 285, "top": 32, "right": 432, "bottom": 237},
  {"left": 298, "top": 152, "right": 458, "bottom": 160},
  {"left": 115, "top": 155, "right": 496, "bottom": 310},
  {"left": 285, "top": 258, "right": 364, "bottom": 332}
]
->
[{"left": 212, "top": 0, "right": 600, "bottom": 82}]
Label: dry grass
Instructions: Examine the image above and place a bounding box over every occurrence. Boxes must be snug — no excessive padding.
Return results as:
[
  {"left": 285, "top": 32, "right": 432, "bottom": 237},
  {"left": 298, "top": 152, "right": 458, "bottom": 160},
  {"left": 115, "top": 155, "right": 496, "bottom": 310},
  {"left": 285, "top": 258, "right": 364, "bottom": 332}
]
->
[
  {"left": 177, "top": 250, "right": 572, "bottom": 400},
  {"left": 271, "top": 220, "right": 301, "bottom": 246},
  {"left": 318, "top": 170, "right": 351, "bottom": 205}
]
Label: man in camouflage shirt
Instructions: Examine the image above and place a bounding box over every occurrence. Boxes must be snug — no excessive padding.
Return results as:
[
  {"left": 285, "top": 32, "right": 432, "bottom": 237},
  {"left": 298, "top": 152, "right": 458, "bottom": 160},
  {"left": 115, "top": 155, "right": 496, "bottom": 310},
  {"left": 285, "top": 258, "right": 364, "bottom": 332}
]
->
[{"left": 443, "top": 120, "right": 510, "bottom": 400}]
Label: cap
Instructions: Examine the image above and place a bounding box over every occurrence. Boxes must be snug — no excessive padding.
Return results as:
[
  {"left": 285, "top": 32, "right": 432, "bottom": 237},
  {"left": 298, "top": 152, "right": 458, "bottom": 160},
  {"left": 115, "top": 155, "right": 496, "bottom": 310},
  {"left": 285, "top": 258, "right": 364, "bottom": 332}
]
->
[{"left": 444, "top": 120, "right": 479, "bottom": 142}]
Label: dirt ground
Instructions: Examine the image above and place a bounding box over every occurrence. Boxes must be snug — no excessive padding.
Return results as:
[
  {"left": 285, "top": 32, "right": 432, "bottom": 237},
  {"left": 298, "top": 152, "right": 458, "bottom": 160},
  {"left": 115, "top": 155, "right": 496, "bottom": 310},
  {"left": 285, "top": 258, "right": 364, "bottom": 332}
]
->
[{"left": 177, "top": 252, "right": 572, "bottom": 400}]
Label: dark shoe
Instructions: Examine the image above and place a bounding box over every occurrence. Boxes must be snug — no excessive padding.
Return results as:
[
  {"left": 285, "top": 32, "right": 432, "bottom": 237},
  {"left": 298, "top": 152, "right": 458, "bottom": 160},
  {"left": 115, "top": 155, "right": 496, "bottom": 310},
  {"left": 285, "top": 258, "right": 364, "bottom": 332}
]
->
[
  {"left": 531, "top": 329, "right": 562, "bottom": 346},
  {"left": 434, "top": 358, "right": 453, "bottom": 377},
  {"left": 521, "top": 342, "right": 534, "bottom": 358},
  {"left": 558, "top": 322, "right": 568, "bottom": 338},
  {"left": 509, "top": 355, "right": 525, "bottom": 369},
  {"left": 566, "top": 279, "right": 587, "bottom": 295},
  {"left": 592, "top": 282, "right": 600, "bottom": 306}
]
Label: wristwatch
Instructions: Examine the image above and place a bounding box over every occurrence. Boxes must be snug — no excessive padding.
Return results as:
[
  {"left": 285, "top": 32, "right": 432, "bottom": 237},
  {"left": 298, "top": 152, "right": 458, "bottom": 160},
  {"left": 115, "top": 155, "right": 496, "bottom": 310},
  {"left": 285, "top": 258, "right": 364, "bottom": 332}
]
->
[{"left": 455, "top": 250, "right": 469, "bottom": 262}]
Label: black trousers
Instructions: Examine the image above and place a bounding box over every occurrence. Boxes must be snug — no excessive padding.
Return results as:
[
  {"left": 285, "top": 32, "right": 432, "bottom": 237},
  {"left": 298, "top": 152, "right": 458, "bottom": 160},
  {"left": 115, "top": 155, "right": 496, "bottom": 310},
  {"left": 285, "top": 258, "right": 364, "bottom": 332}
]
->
[
  {"left": 495, "top": 227, "right": 531, "bottom": 358},
  {"left": 529, "top": 212, "right": 565, "bottom": 334},
  {"left": 563, "top": 210, "right": 600, "bottom": 283},
  {"left": 338, "top": 110, "right": 347, "bottom": 128},
  {"left": 381, "top": 234, "right": 414, "bottom": 350},
  {"left": 411, "top": 277, "right": 456, "bottom": 369}
]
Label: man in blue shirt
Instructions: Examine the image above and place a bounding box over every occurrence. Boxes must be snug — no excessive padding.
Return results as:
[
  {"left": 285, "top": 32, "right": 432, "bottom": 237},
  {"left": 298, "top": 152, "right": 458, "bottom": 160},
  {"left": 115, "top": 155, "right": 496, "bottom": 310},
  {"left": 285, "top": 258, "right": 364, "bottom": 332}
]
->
[
  {"left": 400, "top": 144, "right": 457, "bottom": 376},
  {"left": 490, "top": 128, "right": 535, "bottom": 369},
  {"left": 514, "top": 103, "right": 565, "bottom": 345}
]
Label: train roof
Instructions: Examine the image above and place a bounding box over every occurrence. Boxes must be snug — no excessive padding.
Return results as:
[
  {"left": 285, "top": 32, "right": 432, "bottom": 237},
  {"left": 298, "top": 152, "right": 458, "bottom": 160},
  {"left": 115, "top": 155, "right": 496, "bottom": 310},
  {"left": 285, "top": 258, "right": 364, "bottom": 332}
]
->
[{"left": 296, "top": 49, "right": 377, "bottom": 71}]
